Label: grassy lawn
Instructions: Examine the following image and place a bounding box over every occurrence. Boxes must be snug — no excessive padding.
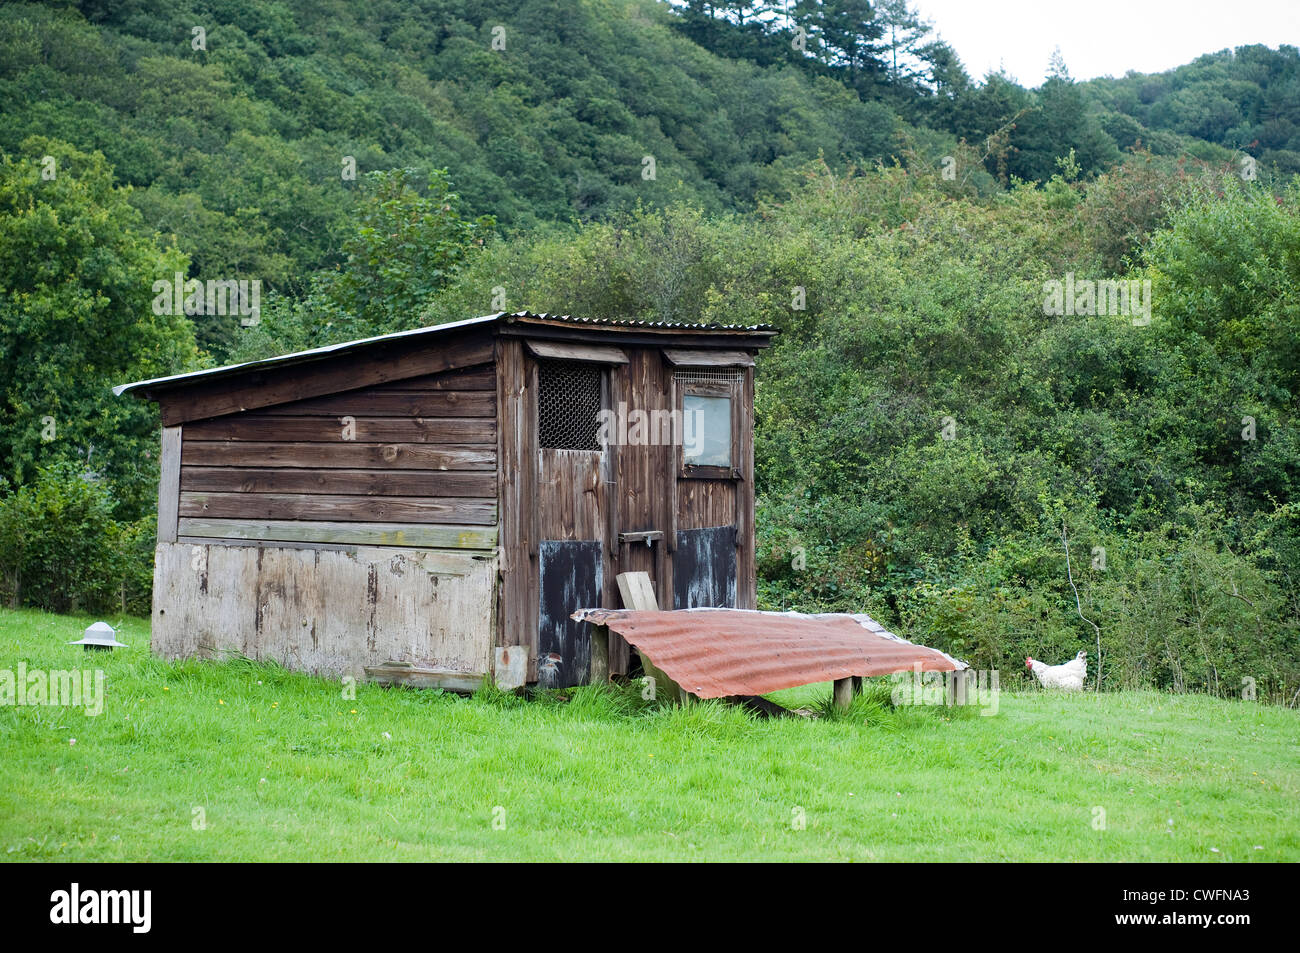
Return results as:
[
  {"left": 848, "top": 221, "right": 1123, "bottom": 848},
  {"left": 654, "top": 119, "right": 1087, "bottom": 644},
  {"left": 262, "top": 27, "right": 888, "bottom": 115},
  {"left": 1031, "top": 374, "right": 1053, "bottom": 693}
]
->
[{"left": 1, "top": 607, "right": 1297, "bottom": 861}]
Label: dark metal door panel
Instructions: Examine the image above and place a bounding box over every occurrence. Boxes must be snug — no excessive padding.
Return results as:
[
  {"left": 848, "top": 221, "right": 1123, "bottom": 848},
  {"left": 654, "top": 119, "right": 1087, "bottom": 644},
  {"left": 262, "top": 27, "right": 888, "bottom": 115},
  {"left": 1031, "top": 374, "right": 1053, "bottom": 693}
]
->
[
  {"left": 537, "top": 539, "right": 603, "bottom": 688},
  {"left": 673, "top": 525, "right": 737, "bottom": 609}
]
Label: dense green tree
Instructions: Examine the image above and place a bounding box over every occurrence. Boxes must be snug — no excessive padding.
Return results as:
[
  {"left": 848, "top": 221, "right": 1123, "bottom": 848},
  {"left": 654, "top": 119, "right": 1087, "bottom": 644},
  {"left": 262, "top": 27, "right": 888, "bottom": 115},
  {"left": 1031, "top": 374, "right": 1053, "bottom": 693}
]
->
[
  {"left": 0, "top": 137, "right": 197, "bottom": 516},
  {"left": 1009, "top": 61, "right": 1121, "bottom": 182}
]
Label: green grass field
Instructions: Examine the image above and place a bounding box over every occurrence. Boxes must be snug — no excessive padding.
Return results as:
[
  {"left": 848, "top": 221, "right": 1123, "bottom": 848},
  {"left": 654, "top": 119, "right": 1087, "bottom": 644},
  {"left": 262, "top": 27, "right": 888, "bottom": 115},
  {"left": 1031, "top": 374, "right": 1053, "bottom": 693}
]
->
[{"left": 1, "top": 607, "right": 1296, "bottom": 861}]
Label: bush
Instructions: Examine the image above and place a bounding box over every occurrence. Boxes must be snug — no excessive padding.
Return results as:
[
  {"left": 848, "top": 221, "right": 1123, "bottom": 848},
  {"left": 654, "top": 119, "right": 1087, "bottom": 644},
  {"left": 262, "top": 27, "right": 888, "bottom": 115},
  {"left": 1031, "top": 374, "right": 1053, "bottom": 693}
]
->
[{"left": 0, "top": 464, "right": 153, "bottom": 615}]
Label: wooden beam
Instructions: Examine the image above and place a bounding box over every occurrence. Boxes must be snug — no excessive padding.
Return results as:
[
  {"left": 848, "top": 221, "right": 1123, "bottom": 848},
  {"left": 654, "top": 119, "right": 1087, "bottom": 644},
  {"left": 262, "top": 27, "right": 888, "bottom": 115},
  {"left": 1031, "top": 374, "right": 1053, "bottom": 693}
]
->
[
  {"left": 179, "top": 492, "right": 497, "bottom": 525},
  {"left": 180, "top": 466, "right": 497, "bottom": 498},
  {"left": 181, "top": 441, "right": 496, "bottom": 471},
  {"left": 662, "top": 348, "right": 755, "bottom": 367},
  {"left": 615, "top": 571, "right": 692, "bottom": 705},
  {"left": 616, "top": 571, "right": 659, "bottom": 611},
  {"left": 947, "top": 669, "right": 969, "bottom": 706},
  {"left": 157, "top": 425, "right": 181, "bottom": 543},
  {"left": 177, "top": 518, "right": 498, "bottom": 549},
  {"left": 182, "top": 415, "right": 496, "bottom": 445},
  {"left": 364, "top": 664, "right": 484, "bottom": 693},
  {"left": 618, "top": 529, "right": 664, "bottom": 546},
  {"left": 526, "top": 340, "right": 628, "bottom": 364}
]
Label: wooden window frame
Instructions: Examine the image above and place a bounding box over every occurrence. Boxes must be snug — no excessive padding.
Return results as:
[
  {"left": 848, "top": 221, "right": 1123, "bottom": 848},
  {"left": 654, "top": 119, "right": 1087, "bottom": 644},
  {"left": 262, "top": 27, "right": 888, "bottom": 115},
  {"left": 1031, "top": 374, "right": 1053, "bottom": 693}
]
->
[{"left": 674, "top": 374, "right": 743, "bottom": 480}]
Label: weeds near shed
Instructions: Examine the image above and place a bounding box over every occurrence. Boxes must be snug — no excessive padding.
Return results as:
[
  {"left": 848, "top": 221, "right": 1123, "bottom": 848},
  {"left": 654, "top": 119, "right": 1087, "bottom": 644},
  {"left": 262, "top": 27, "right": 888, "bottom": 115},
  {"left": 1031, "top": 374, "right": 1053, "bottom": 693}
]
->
[
  {"left": 809, "top": 678, "right": 900, "bottom": 725},
  {"left": 529, "top": 681, "right": 655, "bottom": 719}
]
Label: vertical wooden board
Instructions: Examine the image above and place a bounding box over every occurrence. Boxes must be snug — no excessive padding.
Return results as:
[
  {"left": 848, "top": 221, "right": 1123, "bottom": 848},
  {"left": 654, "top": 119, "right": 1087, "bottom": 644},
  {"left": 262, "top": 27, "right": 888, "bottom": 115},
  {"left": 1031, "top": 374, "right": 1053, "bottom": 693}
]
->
[
  {"left": 738, "top": 365, "right": 757, "bottom": 609},
  {"left": 416, "top": 554, "right": 495, "bottom": 674},
  {"left": 616, "top": 349, "right": 672, "bottom": 599},
  {"left": 151, "top": 542, "right": 201, "bottom": 659},
  {"left": 494, "top": 339, "right": 539, "bottom": 680},
  {"left": 538, "top": 449, "right": 605, "bottom": 540},
  {"left": 157, "top": 426, "right": 181, "bottom": 543},
  {"left": 151, "top": 541, "right": 256, "bottom": 661},
  {"left": 537, "top": 539, "right": 602, "bottom": 688},
  {"left": 602, "top": 368, "right": 628, "bottom": 677},
  {"left": 366, "top": 550, "right": 496, "bottom": 676},
  {"left": 253, "top": 547, "right": 319, "bottom": 671},
  {"left": 673, "top": 526, "right": 738, "bottom": 609},
  {"left": 204, "top": 543, "right": 260, "bottom": 659},
  {"left": 675, "top": 480, "right": 737, "bottom": 530},
  {"left": 366, "top": 551, "right": 426, "bottom": 667},
  {"left": 307, "top": 549, "right": 376, "bottom": 677},
  {"left": 524, "top": 358, "right": 540, "bottom": 679}
]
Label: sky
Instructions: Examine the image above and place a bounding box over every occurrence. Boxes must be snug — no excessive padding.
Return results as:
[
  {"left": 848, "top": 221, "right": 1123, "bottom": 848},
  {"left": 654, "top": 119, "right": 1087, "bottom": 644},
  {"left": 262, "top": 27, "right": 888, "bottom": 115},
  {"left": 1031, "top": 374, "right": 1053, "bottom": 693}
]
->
[{"left": 910, "top": 0, "right": 1300, "bottom": 86}]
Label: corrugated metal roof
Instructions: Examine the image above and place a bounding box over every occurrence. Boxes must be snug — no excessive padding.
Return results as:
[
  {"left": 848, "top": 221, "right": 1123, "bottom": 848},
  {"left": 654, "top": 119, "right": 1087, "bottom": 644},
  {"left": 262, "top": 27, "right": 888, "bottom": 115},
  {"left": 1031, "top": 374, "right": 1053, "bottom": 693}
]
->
[
  {"left": 115, "top": 311, "right": 774, "bottom": 397},
  {"left": 508, "top": 312, "right": 776, "bottom": 332},
  {"left": 572, "top": 607, "right": 966, "bottom": 699}
]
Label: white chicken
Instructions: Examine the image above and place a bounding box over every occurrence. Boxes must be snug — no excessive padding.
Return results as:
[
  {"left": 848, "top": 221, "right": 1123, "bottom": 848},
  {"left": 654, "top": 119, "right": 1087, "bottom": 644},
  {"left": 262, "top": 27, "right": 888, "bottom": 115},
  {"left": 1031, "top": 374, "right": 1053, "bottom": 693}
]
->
[{"left": 1026, "top": 650, "right": 1087, "bottom": 690}]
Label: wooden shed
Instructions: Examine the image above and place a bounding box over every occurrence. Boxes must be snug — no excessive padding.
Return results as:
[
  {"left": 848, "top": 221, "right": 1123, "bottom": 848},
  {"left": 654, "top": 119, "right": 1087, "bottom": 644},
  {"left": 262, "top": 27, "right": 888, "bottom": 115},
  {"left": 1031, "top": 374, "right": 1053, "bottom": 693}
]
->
[{"left": 117, "top": 312, "right": 775, "bottom": 690}]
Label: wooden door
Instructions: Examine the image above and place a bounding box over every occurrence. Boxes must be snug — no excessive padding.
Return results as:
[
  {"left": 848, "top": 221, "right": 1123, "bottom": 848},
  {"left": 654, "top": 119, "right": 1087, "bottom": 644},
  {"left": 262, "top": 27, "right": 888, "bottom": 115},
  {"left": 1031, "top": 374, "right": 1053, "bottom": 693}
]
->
[{"left": 534, "top": 358, "right": 614, "bottom": 688}]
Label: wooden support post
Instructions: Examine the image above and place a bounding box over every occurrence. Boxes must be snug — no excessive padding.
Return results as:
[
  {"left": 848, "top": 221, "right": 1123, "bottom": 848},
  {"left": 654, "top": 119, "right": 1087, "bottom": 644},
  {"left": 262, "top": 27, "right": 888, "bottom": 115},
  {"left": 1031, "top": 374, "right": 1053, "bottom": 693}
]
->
[
  {"left": 157, "top": 425, "right": 181, "bottom": 543},
  {"left": 615, "top": 570, "right": 692, "bottom": 705},
  {"left": 590, "top": 625, "right": 610, "bottom": 684},
  {"left": 833, "top": 677, "right": 855, "bottom": 710}
]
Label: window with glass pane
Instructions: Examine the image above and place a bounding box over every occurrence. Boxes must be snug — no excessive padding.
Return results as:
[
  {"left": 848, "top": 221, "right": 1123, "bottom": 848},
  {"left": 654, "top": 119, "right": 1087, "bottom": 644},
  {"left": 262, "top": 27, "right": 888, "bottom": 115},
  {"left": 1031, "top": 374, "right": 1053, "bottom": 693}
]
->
[{"left": 683, "top": 394, "right": 732, "bottom": 467}]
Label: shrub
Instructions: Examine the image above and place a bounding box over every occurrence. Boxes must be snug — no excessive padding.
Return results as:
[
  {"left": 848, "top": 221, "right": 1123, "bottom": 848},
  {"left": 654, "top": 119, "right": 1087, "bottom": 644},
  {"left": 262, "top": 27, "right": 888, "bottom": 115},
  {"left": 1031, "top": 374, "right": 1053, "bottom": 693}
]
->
[{"left": 0, "top": 464, "right": 153, "bottom": 614}]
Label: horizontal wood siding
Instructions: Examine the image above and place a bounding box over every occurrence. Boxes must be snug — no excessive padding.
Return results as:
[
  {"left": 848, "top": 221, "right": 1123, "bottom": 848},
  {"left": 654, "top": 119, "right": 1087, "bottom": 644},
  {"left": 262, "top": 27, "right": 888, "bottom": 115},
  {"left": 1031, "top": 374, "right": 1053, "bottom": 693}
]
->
[
  {"left": 157, "top": 334, "right": 495, "bottom": 426},
  {"left": 177, "top": 362, "right": 498, "bottom": 538},
  {"left": 178, "top": 519, "right": 497, "bottom": 549},
  {"left": 183, "top": 416, "right": 495, "bottom": 444},
  {"left": 181, "top": 466, "right": 495, "bottom": 497},
  {"left": 179, "top": 492, "right": 497, "bottom": 524},
  {"left": 182, "top": 442, "right": 495, "bottom": 470}
]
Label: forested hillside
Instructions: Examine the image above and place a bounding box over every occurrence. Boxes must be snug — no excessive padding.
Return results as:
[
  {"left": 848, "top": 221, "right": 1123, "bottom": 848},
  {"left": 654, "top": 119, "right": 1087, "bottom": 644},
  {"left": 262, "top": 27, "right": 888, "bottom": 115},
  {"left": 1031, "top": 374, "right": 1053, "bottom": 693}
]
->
[
  {"left": 1, "top": 1, "right": 1297, "bottom": 700},
  {"left": 2, "top": 0, "right": 1294, "bottom": 350}
]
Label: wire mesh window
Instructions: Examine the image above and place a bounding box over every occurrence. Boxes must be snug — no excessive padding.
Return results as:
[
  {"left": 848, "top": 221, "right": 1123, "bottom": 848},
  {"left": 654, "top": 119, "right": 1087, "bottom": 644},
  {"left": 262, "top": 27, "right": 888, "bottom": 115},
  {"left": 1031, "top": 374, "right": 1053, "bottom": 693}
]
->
[
  {"left": 676, "top": 368, "right": 742, "bottom": 472},
  {"left": 674, "top": 368, "right": 742, "bottom": 387},
  {"left": 538, "top": 359, "right": 603, "bottom": 451}
]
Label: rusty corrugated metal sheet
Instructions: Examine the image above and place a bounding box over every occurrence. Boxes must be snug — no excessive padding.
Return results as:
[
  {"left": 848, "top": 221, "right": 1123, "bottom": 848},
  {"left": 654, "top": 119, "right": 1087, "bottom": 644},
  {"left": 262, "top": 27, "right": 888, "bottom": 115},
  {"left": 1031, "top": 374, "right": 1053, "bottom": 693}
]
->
[{"left": 571, "top": 607, "right": 966, "bottom": 699}]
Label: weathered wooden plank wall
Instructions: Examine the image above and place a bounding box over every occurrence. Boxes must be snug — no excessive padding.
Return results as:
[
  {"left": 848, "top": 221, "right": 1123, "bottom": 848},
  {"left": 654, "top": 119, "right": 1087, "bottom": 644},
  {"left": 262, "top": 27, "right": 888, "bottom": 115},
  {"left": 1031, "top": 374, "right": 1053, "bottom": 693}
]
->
[
  {"left": 676, "top": 480, "right": 736, "bottom": 530},
  {"left": 176, "top": 362, "right": 497, "bottom": 531},
  {"left": 158, "top": 335, "right": 495, "bottom": 426},
  {"left": 152, "top": 541, "right": 496, "bottom": 678}
]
